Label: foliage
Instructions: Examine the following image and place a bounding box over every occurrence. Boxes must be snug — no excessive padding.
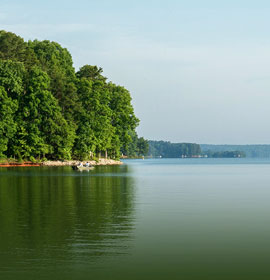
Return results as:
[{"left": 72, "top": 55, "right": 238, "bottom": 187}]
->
[
  {"left": 0, "top": 60, "right": 25, "bottom": 99},
  {"left": 148, "top": 141, "right": 201, "bottom": 158},
  {"left": 28, "top": 39, "right": 80, "bottom": 121},
  {"left": 76, "top": 65, "right": 106, "bottom": 82},
  {"left": 0, "top": 30, "right": 140, "bottom": 160},
  {"left": 18, "top": 67, "right": 75, "bottom": 159},
  {"left": 108, "top": 83, "right": 139, "bottom": 153},
  {"left": 0, "top": 30, "right": 38, "bottom": 69},
  {"left": 74, "top": 76, "right": 113, "bottom": 160},
  {"left": 122, "top": 131, "right": 149, "bottom": 157},
  {"left": 0, "top": 86, "right": 17, "bottom": 157},
  {"left": 137, "top": 137, "right": 149, "bottom": 156}
]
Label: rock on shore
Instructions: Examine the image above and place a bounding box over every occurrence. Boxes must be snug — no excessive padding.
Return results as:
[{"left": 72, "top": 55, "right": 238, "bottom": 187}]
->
[{"left": 42, "top": 159, "right": 123, "bottom": 166}]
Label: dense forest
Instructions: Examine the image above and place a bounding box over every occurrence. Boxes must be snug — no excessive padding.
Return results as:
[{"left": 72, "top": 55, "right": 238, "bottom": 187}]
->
[
  {"left": 148, "top": 141, "right": 201, "bottom": 158},
  {"left": 0, "top": 30, "right": 148, "bottom": 161}
]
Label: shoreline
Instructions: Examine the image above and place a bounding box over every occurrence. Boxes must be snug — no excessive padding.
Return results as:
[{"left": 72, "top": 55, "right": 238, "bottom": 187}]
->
[
  {"left": 42, "top": 159, "right": 123, "bottom": 166},
  {"left": 0, "top": 159, "right": 123, "bottom": 167}
]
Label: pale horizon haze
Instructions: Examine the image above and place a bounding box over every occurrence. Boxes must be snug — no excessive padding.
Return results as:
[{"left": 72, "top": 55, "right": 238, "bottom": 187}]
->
[{"left": 1, "top": 0, "right": 270, "bottom": 144}]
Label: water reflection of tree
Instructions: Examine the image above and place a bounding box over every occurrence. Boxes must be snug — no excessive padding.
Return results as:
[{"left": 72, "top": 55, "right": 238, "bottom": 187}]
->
[{"left": 0, "top": 165, "right": 135, "bottom": 263}]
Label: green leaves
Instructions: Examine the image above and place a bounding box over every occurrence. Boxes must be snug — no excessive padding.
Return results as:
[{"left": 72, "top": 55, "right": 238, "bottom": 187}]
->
[
  {"left": 0, "top": 87, "right": 17, "bottom": 157},
  {"left": 24, "top": 67, "right": 75, "bottom": 159},
  {"left": 75, "top": 73, "right": 113, "bottom": 159},
  {"left": 76, "top": 65, "right": 106, "bottom": 81},
  {"left": 0, "top": 31, "right": 141, "bottom": 161},
  {"left": 0, "top": 60, "right": 25, "bottom": 99}
]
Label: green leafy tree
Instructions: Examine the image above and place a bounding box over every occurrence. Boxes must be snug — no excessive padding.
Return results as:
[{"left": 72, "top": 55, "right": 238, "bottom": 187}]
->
[
  {"left": 75, "top": 75, "right": 114, "bottom": 159},
  {"left": 28, "top": 40, "right": 80, "bottom": 121},
  {"left": 0, "top": 30, "right": 38, "bottom": 69},
  {"left": 0, "top": 60, "right": 25, "bottom": 99},
  {"left": 137, "top": 137, "right": 149, "bottom": 156},
  {"left": 0, "top": 60, "right": 26, "bottom": 159},
  {"left": 0, "top": 30, "right": 26, "bottom": 61},
  {"left": 76, "top": 65, "right": 106, "bottom": 82},
  {"left": 123, "top": 131, "right": 149, "bottom": 157},
  {"left": 13, "top": 67, "right": 75, "bottom": 159},
  {"left": 108, "top": 83, "right": 139, "bottom": 153},
  {"left": 0, "top": 87, "right": 17, "bottom": 157}
]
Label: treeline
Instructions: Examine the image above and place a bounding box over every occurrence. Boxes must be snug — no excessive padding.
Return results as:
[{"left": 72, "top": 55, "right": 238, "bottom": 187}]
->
[
  {"left": 203, "top": 150, "right": 246, "bottom": 158},
  {"left": 201, "top": 145, "right": 270, "bottom": 158},
  {"left": 148, "top": 141, "right": 247, "bottom": 158},
  {"left": 0, "top": 30, "right": 148, "bottom": 161},
  {"left": 148, "top": 141, "right": 201, "bottom": 158}
]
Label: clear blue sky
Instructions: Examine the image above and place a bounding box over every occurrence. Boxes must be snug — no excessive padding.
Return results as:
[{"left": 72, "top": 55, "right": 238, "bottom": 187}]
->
[{"left": 2, "top": 0, "right": 270, "bottom": 144}]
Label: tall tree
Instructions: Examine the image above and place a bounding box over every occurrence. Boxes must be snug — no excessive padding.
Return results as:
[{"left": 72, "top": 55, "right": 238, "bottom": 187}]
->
[
  {"left": 108, "top": 83, "right": 139, "bottom": 152},
  {"left": 28, "top": 40, "right": 80, "bottom": 121},
  {"left": 0, "top": 30, "right": 38, "bottom": 69},
  {"left": 13, "top": 67, "right": 75, "bottom": 159},
  {"left": 75, "top": 75, "right": 114, "bottom": 159}
]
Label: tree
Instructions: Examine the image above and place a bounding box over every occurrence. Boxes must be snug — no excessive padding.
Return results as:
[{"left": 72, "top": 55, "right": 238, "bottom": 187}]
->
[
  {"left": 0, "top": 30, "right": 37, "bottom": 69},
  {"left": 0, "top": 87, "right": 17, "bottom": 157},
  {"left": 28, "top": 40, "right": 80, "bottom": 121},
  {"left": 123, "top": 131, "right": 149, "bottom": 157},
  {"left": 12, "top": 67, "right": 75, "bottom": 159},
  {"left": 137, "top": 137, "right": 149, "bottom": 156},
  {"left": 0, "top": 60, "right": 25, "bottom": 99},
  {"left": 108, "top": 83, "right": 139, "bottom": 153},
  {"left": 76, "top": 65, "right": 106, "bottom": 82},
  {"left": 123, "top": 130, "right": 138, "bottom": 157},
  {"left": 75, "top": 75, "right": 114, "bottom": 159}
]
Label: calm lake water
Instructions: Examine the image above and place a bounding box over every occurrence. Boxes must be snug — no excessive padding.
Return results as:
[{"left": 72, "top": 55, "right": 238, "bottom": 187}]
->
[{"left": 1, "top": 158, "right": 270, "bottom": 280}]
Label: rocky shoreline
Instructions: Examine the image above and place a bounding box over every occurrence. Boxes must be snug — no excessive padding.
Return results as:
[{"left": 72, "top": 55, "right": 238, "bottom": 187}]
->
[
  {"left": 42, "top": 158, "right": 123, "bottom": 166},
  {"left": 0, "top": 159, "right": 123, "bottom": 167}
]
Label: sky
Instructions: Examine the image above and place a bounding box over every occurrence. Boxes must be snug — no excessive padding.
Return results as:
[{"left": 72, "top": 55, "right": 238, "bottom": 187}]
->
[{"left": 1, "top": 0, "right": 270, "bottom": 144}]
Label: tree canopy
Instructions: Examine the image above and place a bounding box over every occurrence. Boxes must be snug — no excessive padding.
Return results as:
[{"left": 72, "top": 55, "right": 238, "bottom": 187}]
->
[{"left": 0, "top": 30, "right": 147, "bottom": 161}]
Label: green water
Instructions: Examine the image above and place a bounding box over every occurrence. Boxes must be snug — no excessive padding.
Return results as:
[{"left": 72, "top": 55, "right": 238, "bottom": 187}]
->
[{"left": 1, "top": 158, "right": 270, "bottom": 279}]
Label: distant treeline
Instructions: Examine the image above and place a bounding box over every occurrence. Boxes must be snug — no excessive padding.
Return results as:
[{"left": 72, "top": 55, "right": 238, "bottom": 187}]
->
[
  {"left": 0, "top": 30, "right": 148, "bottom": 161},
  {"left": 148, "top": 141, "right": 201, "bottom": 158},
  {"left": 148, "top": 141, "right": 248, "bottom": 158},
  {"left": 201, "top": 145, "right": 270, "bottom": 158},
  {"left": 203, "top": 150, "right": 246, "bottom": 158},
  {"left": 143, "top": 141, "right": 270, "bottom": 159}
]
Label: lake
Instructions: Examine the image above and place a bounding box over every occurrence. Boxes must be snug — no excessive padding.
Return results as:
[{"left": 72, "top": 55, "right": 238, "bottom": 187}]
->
[{"left": 1, "top": 158, "right": 270, "bottom": 280}]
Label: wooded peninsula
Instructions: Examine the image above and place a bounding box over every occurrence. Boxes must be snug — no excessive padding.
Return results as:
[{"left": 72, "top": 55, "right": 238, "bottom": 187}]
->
[
  {"left": 0, "top": 30, "right": 148, "bottom": 162},
  {"left": 1, "top": 31, "right": 267, "bottom": 163}
]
